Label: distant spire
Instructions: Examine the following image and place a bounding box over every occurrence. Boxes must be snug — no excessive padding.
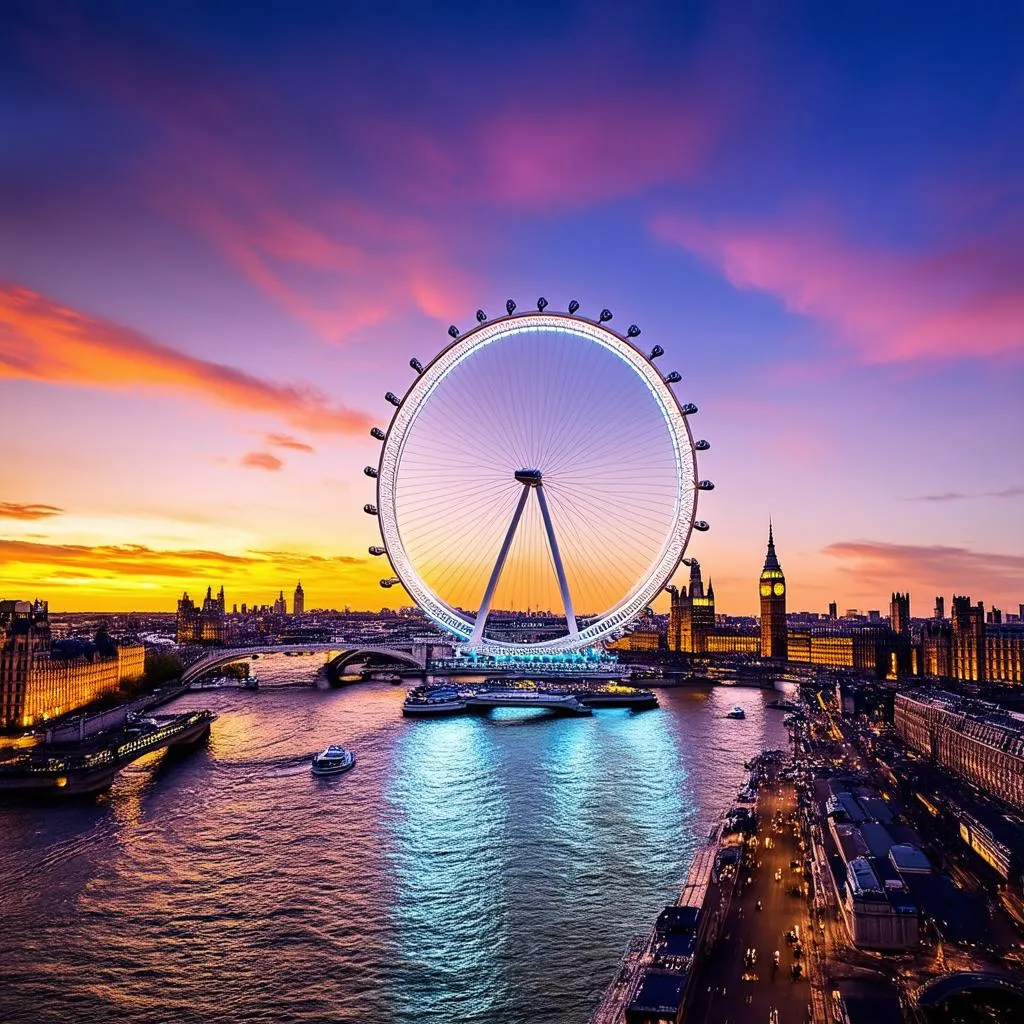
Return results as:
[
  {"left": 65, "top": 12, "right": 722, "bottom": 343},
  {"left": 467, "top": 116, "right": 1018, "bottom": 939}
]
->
[
  {"left": 688, "top": 558, "right": 704, "bottom": 599},
  {"left": 707, "top": 578, "right": 715, "bottom": 600},
  {"left": 763, "top": 521, "right": 781, "bottom": 572}
]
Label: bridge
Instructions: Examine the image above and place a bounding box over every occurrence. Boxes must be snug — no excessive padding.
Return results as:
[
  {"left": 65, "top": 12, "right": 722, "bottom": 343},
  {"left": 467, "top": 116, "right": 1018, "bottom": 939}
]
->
[{"left": 179, "top": 641, "right": 455, "bottom": 685}]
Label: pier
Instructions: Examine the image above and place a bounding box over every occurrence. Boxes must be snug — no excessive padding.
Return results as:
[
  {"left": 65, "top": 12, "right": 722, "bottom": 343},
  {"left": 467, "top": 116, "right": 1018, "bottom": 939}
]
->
[
  {"left": 0, "top": 710, "right": 215, "bottom": 797},
  {"left": 403, "top": 681, "right": 659, "bottom": 718}
]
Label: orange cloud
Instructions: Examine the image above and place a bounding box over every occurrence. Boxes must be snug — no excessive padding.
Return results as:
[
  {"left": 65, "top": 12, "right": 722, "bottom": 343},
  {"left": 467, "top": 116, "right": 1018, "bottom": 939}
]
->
[
  {"left": 0, "top": 502, "right": 63, "bottom": 520},
  {"left": 822, "top": 540, "right": 1024, "bottom": 605},
  {"left": 653, "top": 215, "right": 1024, "bottom": 364},
  {"left": 0, "top": 284, "right": 372, "bottom": 434},
  {"left": 0, "top": 537, "right": 372, "bottom": 611},
  {"left": 266, "top": 433, "right": 314, "bottom": 453},
  {"left": 240, "top": 451, "right": 283, "bottom": 471}
]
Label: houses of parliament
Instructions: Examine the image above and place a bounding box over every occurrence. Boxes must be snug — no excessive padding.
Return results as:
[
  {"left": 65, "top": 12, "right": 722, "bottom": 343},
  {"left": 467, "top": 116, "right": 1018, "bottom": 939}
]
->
[{"left": 661, "top": 525, "right": 1024, "bottom": 685}]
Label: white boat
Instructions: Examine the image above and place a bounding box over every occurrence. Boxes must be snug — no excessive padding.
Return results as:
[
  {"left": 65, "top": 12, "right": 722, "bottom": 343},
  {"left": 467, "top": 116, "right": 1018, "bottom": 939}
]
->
[
  {"left": 726, "top": 706, "right": 746, "bottom": 719},
  {"left": 310, "top": 745, "right": 355, "bottom": 776}
]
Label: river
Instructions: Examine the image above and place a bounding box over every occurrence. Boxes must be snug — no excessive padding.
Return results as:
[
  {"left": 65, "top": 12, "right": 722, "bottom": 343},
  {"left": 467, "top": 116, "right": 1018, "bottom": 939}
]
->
[{"left": 0, "top": 657, "right": 790, "bottom": 1023}]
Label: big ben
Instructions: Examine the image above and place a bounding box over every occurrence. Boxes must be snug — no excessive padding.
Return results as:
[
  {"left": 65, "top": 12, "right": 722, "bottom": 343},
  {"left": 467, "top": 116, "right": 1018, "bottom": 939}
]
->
[{"left": 759, "top": 522, "right": 788, "bottom": 659}]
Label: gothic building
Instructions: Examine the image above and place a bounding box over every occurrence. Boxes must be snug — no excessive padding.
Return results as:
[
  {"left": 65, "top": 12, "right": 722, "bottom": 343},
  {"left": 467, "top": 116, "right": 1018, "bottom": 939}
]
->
[{"left": 759, "top": 523, "right": 788, "bottom": 659}]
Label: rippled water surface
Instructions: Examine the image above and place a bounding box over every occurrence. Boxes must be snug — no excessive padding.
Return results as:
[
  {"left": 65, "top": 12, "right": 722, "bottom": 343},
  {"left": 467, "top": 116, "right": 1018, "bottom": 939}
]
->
[{"left": 0, "top": 659, "right": 789, "bottom": 1023}]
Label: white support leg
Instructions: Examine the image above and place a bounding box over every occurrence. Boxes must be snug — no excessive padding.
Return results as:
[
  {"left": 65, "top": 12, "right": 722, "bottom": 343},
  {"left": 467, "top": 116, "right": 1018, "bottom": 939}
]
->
[
  {"left": 535, "top": 483, "right": 579, "bottom": 639},
  {"left": 470, "top": 483, "right": 532, "bottom": 647}
]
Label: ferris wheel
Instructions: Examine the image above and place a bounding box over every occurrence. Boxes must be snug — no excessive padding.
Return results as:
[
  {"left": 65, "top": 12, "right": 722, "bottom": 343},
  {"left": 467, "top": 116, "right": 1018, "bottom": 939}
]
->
[{"left": 362, "top": 299, "right": 712, "bottom": 653}]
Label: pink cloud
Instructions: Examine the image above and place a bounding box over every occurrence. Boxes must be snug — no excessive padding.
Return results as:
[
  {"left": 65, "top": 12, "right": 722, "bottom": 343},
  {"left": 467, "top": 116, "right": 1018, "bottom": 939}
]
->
[
  {"left": 469, "top": 93, "right": 711, "bottom": 208},
  {"left": 653, "top": 214, "right": 1024, "bottom": 364},
  {"left": 240, "top": 451, "right": 283, "bottom": 471},
  {"left": 265, "top": 433, "right": 314, "bottom": 453},
  {"left": 823, "top": 540, "right": 1024, "bottom": 603}
]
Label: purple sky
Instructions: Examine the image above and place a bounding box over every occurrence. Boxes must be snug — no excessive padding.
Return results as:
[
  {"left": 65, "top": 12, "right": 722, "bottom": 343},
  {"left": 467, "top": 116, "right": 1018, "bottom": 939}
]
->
[{"left": 1, "top": 1, "right": 1022, "bottom": 615}]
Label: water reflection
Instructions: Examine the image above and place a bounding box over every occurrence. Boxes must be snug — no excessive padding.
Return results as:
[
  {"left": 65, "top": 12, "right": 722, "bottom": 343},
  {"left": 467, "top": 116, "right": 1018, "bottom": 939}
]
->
[
  {"left": 0, "top": 672, "right": 791, "bottom": 1024},
  {"left": 386, "top": 718, "right": 511, "bottom": 1020}
]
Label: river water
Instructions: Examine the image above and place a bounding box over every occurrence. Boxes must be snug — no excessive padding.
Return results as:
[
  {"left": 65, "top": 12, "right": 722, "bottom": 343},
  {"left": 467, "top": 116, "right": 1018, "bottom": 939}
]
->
[{"left": 0, "top": 657, "right": 789, "bottom": 1024}]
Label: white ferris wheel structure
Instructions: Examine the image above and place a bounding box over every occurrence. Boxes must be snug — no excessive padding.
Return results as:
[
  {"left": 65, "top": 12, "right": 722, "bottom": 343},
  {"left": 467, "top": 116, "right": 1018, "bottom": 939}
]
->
[{"left": 362, "top": 299, "right": 712, "bottom": 655}]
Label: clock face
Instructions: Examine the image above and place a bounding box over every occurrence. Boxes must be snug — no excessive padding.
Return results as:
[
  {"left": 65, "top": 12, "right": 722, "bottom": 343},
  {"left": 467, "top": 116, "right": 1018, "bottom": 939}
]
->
[
  {"left": 773, "top": 582, "right": 785, "bottom": 596},
  {"left": 760, "top": 583, "right": 772, "bottom": 597}
]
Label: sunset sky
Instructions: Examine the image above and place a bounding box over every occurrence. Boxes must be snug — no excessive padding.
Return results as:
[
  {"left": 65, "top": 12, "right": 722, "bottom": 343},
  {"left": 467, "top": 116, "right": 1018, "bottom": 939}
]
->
[{"left": 1, "top": 1, "right": 1022, "bottom": 616}]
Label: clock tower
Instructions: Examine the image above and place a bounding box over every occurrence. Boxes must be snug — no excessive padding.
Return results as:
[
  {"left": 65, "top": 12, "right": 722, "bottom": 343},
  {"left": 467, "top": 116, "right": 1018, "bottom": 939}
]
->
[{"left": 759, "top": 522, "right": 788, "bottom": 659}]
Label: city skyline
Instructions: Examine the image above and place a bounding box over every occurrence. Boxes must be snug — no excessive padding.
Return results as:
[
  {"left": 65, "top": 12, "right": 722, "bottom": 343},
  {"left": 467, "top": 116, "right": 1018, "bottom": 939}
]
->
[{"left": 2, "top": 3, "right": 1023, "bottom": 614}]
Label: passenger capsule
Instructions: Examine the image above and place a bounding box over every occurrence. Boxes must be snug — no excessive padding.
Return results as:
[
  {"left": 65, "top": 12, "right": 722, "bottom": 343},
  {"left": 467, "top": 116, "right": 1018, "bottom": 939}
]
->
[
  {"left": 599, "top": 308, "right": 613, "bottom": 322},
  {"left": 448, "top": 325, "right": 459, "bottom": 339},
  {"left": 568, "top": 299, "right": 580, "bottom": 314},
  {"left": 385, "top": 391, "right": 401, "bottom": 407},
  {"left": 665, "top": 371, "right": 682, "bottom": 384},
  {"left": 693, "top": 520, "right": 710, "bottom": 532},
  {"left": 627, "top": 325, "right": 641, "bottom": 338},
  {"left": 695, "top": 439, "right": 711, "bottom": 451},
  {"left": 681, "top": 402, "right": 698, "bottom": 415},
  {"left": 379, "top": 577, "right": 399, "bottom": 589},
  {"left": 369, "top": 545, "right": 386, "bottom": 556},
  {"left": 363, "top": 466, "right": 378, "bottom": 478},
  {"left": 363, "top": 504, "right": 378, "bottom": 516},
  {"left": 409, "top": 357, "right": 424, "bottom": 374},
  {"left": 698, "top": 480, "right": 715, "bottom": 491},
  {"left": 370, "top": 427, "right": 386, "bottom": 441},
  {"left": 476, "top": 309, "right": 487, "bottom": 323},
  {"left": 536, "top": 297, "right": 548, "bottom": 311},
  {"left": 506, "top": 299, "right": 516, "bottom": 315},
  {"left": 649, "top": 344, "right": 664, "bottom": 359}
]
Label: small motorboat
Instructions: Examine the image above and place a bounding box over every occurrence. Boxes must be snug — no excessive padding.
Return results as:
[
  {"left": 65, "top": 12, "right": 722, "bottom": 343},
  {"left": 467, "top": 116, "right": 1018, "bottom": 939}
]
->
[
  {"left": 310, "top": 745, "right": 355, "bottom": 776},
  {"left": 726, "top": 705, "right": 746, "bottom": 719}
]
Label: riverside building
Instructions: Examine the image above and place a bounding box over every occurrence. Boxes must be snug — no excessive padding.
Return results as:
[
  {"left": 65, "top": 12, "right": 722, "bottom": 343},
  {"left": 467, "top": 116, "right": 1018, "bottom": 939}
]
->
[
  {"left": 894, "top": 690, "right": 1024, "bottom": 812},
  {"left": 0, "top": 599, "right": 144, "bottom": 729}
]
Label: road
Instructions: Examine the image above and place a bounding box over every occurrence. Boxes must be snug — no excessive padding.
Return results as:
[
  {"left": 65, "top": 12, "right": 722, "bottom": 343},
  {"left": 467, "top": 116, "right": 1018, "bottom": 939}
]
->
[{"left": 687, "top": 765, "right": 814, "bottom": 1024}]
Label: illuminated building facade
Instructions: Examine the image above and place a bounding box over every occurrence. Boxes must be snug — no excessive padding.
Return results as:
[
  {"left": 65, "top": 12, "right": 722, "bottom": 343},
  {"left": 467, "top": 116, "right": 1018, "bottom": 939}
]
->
[
  {"left": 607, "top": 630, "right": 662, "bottom": 652},
  {"left": 176, "top": 586, "right": 226, "bottom": 645},
  {"left": 915, "top": 599, "right": 1023, "bottom": 685},
  {"left": 985, "top": 624, "right": 1024, "bottom": 684},
  {"left": 920, "top": 619, "right": 953, "bottom": 679},
  {"left": 0, "top": 599, "right": 144, "bottom": 729},
  {"left": 759, "top": 524, "right": 788, "bottom": 659},
  {"left": 293, "top": 581, "right": 305, "bottom": 617},
  {"left": 894, "top": 691, "right": 1024, "bottom": 812},
  {"left": 890, "top": 593, "right": 910, "bottom": 635},
  {"left": 951, "top": 595, "right": 985, "bottom": 682},
  {"left": 668, "top": 560, "right": 715, "bottom": 653}
]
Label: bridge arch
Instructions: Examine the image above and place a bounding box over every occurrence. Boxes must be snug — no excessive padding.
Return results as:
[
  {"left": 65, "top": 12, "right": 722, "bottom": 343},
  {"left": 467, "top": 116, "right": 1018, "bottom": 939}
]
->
[{"left": 180, "top": 643, "right": 426, "bottom": 685}]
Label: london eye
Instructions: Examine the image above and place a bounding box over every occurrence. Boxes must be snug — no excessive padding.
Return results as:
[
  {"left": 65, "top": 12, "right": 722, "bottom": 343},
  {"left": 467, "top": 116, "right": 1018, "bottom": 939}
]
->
[{"left": 363, "top": 300, "right": 711, "bottom": 653}]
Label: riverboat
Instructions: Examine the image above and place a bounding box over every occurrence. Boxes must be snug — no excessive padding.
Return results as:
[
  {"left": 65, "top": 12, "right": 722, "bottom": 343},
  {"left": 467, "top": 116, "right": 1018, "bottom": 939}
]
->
[
  {"left": 726, "top": 706, "right": 746, "bottom": 720},
  {"left": 310, "top": 745, "right": 355, "bottom": 776}
]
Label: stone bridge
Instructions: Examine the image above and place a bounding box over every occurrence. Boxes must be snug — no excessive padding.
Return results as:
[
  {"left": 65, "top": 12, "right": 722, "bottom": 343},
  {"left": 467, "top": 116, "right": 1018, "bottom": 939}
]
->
[{"left": 180, "top": 641, "right": 453, "bottom": 685}]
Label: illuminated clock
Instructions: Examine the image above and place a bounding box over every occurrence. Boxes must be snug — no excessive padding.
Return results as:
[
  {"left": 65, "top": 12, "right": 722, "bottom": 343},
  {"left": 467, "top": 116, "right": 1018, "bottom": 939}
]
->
[
  {"left": 760, "top": 583, "right": 772, "bottom": 596},
  {"left": 773, "top": 582, "right": 785, "bottom": 596}
]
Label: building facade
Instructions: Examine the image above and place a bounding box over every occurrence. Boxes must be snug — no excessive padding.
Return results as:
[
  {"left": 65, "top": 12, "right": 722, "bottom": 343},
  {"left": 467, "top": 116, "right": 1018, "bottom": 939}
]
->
[
  {"left": 293, "top": 581, "right": 305, "bottom": 617},
  {"left": 759, "top": 524, "right": 788, "bottom": 659},
  {"left": 0, "top": 599, "right": 144, "bottom": 729},
  {"left": 176, "top": 586, "right": 226, "bottom": 645},
  {"left": 916, "top": 599, "right": 1024, "bottom": 685},
  {"left": 894, "top": 691, "right": 1024, "bottom": 812}
]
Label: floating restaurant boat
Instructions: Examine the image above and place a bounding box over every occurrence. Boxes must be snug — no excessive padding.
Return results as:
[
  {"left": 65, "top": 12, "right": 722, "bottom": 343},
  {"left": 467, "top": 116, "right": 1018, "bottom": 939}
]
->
[{"left": 310, "top": 745, "right": 355, "bottom": 776}]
